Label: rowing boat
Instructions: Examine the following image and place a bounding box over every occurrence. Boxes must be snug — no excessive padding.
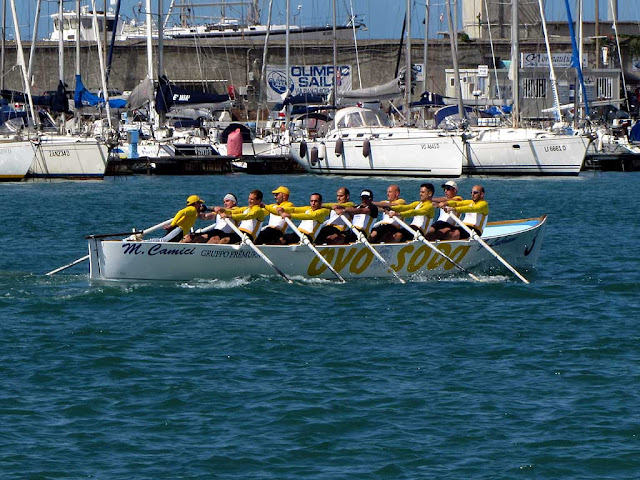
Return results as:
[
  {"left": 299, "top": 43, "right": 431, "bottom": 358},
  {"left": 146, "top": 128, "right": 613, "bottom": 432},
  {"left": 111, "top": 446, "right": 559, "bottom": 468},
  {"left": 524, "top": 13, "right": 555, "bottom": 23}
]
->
[{"left": 87, "top": 216, "right": 547, "bottom": 282}]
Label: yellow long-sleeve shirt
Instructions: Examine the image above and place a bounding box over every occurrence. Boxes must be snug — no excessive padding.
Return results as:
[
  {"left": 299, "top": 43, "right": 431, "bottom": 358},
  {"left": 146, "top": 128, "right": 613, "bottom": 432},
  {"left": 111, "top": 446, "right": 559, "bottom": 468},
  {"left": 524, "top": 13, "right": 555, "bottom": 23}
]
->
[
  {"left": 170, "top": 205, "right": 199, "bottom": 234},
  {"left": 392, "top": 200, "right": 435, "bottom": 219}
]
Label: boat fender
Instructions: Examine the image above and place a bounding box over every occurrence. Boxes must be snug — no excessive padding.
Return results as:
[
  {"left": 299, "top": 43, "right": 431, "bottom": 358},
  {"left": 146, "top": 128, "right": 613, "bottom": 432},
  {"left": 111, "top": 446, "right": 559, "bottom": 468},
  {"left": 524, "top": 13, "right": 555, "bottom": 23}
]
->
[
  {"left": 335, "top": 138, "right": 343, "bottom": 156},
  {"left": 310, "top": 146, "right": 319, "bottom": 165},
  {"left": 362, "top": 138, "right": 370, "bottom": 158},
  {"left": 317, "top": 143, "right": 326, "bottom": 160},
  {"left": 299, "top": 140, "right": 308, "bottom": 158}
]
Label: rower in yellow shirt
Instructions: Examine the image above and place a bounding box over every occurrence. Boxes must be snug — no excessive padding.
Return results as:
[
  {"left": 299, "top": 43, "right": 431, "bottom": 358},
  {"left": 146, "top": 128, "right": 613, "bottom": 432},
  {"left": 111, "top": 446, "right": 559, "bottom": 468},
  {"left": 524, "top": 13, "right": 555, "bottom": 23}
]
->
[
  {"left": 387, "top": 183, "right": 436, "bottom": 242},
  {"left": 441, "top": 184, "right": 489, "bottom": 240},
  {"left": 161, "top": 194, "right": 206, "bottom": 242},
  {"left": 216, "top": 189, "right": 266, "bottom": 242},
  {"left": 256, "top": 186, "right": 294, "bottom": 245},
  {"left": 279, "top": 193, "right": 330, "bottom": 244}
]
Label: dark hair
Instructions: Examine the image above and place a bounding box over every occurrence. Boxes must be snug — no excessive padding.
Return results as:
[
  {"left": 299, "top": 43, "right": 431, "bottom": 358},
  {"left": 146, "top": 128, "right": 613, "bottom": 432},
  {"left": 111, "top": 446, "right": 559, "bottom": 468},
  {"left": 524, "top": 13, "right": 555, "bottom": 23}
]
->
[
  {"left": 250, "top": 189, "right": 263, "bottom": 201},
  {"left": 342, "top": 187, "right": 350, "bottom": 196},
  {"left": 310, "top": 192, "right": 323, "bottom": 202},
  {"left": 420, "top": 183, "right": 435, "bottom": 194}
]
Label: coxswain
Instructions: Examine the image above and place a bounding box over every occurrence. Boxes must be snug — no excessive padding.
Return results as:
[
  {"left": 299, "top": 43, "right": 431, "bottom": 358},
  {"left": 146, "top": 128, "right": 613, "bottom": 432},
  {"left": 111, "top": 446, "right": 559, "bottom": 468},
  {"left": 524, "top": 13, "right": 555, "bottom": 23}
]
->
[
  {"left": 216, "top": 190, "right": 265, "bottom": 242},
  {"left": 256, "top": 186, "right": 294, "bottom": 245},
  {"left": 279, "top": 193, "right": 330, "bottom": 244},
  {"left": 315, "top": 187, "right": 354, "bottom": 244},
  {"left": 161, "top": 195, "right": 206, "bottom": 242},
  {"left": 387, "top": 183, "right": 436, "bottom": 242},
  {"left": 369, "top": 184, "right": 406, "bottom": 243},
  {"left": 440, "top": 185, "right": 489, "bottom": 240}
]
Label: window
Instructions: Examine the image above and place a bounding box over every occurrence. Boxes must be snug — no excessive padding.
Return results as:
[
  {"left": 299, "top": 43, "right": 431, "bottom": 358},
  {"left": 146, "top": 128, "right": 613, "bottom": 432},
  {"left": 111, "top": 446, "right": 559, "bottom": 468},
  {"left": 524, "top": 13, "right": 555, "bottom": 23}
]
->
[
  {"left": 522, "top": 78, "right": 547, "bottom": 98},
  {"left": 596, "top": 77, "right": 613, "bottom": 99}
]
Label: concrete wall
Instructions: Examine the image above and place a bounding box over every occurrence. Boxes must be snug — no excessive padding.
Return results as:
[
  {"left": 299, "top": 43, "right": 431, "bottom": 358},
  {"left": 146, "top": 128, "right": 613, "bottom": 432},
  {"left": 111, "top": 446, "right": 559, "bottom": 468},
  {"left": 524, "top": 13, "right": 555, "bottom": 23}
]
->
[{"left": 2, "top": 37, "right": 634, "bottom": 107}]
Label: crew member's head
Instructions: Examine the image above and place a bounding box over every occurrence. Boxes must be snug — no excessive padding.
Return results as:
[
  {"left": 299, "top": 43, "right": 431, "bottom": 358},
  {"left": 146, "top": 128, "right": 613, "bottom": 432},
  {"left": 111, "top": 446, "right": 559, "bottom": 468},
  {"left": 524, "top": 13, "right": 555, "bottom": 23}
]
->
[
  {"left": 271, "top": 186, "right": 290, "bottom": 204},
  {"left": 441, "top": 180, "right": 458, "bottom": 199},
  {"left": 248, "top": 190, "right": 263, "bottom": 205},
  {"left": 309, "top": 193, "right": 323, "bottom": 210}
]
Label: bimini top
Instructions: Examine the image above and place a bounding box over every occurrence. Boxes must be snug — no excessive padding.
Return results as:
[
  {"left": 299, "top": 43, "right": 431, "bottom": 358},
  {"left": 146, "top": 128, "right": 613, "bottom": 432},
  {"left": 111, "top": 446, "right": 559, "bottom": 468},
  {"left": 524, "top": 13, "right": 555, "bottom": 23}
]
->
[{"left": 334, "top": 107, "right": 391, "bottom": 129}]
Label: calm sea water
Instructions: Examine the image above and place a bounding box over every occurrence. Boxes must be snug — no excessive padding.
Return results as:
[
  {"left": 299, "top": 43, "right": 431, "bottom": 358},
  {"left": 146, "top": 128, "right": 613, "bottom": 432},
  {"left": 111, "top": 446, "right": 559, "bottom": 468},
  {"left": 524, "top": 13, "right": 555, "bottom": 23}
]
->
[{"left": 1, "top": 172, "right": 639, "bottom": 479}]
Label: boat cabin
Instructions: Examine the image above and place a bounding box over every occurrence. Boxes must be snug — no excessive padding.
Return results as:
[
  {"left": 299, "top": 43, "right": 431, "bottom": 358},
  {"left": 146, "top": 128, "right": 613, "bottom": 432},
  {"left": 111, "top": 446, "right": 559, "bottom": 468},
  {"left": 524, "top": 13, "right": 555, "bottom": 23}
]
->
[{"left": 334, "top": 107, "right": 391, "bottom": 129}]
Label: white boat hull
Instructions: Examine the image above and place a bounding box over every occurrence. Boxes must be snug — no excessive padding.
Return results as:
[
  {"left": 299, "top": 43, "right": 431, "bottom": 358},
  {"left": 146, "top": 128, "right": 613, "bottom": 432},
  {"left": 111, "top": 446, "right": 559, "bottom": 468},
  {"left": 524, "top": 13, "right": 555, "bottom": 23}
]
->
[
  {"left": 291, "top": 130, "right": 463, "bottom": 177},
  {"left": 0, "top": 140, "right": 34, "bottom": 181},
  {"left": 463, "top": 128, "right": 589, "bottom": 175},
  {"left": 28, "top": 136, "right": 108, "bottom": 179},
  {"left": 88, "top": 216, "right": 547, "bottom": 282}
]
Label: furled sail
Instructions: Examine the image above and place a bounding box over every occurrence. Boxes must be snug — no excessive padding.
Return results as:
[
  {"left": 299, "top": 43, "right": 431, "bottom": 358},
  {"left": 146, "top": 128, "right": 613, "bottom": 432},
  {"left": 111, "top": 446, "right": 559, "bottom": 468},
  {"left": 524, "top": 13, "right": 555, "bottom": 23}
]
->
[
  {"left": 337, "top": 66, "right": 413, "bottom": 104},
  {"left": 154, "top": 76, "right": 230, "bottom": 113},
  {"left": 74, "top": 75, "right": 127, "bottom": 109}
]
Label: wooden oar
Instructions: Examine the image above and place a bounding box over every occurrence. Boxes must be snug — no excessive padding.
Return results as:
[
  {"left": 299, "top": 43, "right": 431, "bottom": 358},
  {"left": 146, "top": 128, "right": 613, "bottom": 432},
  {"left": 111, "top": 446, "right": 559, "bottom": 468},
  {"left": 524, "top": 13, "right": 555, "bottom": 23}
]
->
[
  {"left": 340, "top": 215, "right": 406, "bottom": 284},
  {"left": 450, "top": 215, "right": 530, "bottom": 284},
  {"left": 125, "top": 218, "right": 173, "bottom": 240},
  {"left": 283, "top": 217, "right": 346, "bottom": 283},
  {"left": 46, "top": 218, "right": 172, "bottom": 276},
  {"left": 45, "top": 255, "right": 90, "bottom": 276},
  {"left": 85, "top": 231, "right": 144, "bottom": 239},
  {"left": 224, "top": 218, "right": 293, "bottom": 284},
  {"left": 392, "top": 216, "right": 481, "bottom": 281}
]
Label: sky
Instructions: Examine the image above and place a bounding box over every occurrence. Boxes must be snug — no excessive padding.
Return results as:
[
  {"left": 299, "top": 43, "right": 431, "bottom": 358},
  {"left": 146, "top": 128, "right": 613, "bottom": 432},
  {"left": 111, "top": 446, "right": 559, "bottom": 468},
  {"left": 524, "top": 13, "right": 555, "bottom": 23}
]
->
[{"left": 9, "top": 0, "right": 640, "bottom": 42}]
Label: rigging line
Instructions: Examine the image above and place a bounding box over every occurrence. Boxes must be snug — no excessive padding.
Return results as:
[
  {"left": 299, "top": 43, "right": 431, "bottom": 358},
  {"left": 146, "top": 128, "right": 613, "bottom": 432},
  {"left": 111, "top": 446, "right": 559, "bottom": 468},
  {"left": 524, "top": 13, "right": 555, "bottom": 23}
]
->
[
  {"left": 348, "top": 0, "right": 362, "bottom": 89},
  {"left": 609, "top": 0, "right": 630, "bottom": 112},
  {"left": 483, "top": 0, "right": 502, "bottom": 103}
]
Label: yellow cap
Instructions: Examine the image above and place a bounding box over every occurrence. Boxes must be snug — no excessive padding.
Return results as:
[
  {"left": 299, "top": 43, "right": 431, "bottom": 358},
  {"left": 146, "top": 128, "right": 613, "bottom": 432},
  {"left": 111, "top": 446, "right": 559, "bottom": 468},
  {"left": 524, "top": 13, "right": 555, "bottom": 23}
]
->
[
  {"left": 272, "top": 186, "right": 290, "bottom": 195},
  {"left": 186, "top": 195, "right": 204, "bottom": 205}
]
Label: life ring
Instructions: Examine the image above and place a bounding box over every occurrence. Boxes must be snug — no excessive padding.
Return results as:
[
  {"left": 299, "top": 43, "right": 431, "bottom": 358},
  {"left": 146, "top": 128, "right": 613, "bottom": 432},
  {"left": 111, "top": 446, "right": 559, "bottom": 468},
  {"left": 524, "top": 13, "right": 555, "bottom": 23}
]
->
[
  {"left": 310, "top": 146, "right": 319, "bottom": 165},
  {"left": 362, "top": 138, "right": 371, "bottom": 158},
  {"left": 335, "top": 138, "right": 343, "bottom": 156},
  {"left": 299, "top": 141, "right": 308, "bottom": 158}
]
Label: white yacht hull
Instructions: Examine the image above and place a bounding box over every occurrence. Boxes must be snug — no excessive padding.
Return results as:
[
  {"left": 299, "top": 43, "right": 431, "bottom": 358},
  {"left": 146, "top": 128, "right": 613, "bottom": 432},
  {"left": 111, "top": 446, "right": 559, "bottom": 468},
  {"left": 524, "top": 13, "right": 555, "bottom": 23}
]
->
[
  {"left": 0, "top": 140, "right": 34, "bottom": 181},
  {"left": 28, "top": 136, "right": 108, "bottom": 179},
  {"left": 463, "top": 128, "right": 589, "bottom": 176},
  {"left": 291, "top": 129, "right": 463, "bottom": 177}
]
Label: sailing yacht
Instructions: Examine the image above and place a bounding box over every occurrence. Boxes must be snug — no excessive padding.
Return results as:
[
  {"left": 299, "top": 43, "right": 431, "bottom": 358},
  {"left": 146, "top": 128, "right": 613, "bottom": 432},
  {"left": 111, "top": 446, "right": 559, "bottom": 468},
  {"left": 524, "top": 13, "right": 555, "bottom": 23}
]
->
[
  {"left": 454, "top": 0, "right": 589, "bottom": 175},
  {"left": 290, "top": 106, "right": 463, "bottom": 177}
]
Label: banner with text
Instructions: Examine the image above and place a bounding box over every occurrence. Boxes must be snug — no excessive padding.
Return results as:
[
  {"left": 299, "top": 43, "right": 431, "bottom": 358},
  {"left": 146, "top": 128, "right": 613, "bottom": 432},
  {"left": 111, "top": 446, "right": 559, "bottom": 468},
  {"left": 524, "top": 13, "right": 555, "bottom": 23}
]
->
[
  {"left": 266, "top": 64, "right": 352, "bottom": 103},
  {"left": 521, "top": 52, "right": 588, "bottom": 69}
]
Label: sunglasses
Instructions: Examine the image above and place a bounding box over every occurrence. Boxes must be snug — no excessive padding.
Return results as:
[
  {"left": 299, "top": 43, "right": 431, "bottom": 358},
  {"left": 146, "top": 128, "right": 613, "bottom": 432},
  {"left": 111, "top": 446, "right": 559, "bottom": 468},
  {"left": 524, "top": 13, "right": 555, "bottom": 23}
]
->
[{"left": 471, "top": 191, "right": 481, "bottom": 194}]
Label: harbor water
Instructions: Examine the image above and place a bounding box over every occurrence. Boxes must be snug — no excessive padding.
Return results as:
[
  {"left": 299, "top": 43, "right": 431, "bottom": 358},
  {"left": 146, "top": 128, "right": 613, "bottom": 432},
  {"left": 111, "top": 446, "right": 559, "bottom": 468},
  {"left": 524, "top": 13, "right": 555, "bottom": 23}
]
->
[{"left": 1, "top": 172, "right": 638, "bottom": 479}]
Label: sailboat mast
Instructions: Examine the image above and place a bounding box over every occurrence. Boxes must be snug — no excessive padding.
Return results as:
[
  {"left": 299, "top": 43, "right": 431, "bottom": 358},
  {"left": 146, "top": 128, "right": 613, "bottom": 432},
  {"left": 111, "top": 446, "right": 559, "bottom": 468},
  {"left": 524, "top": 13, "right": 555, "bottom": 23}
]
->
[
  {"left": 574, "top": 0, "right": 583, "bottom": 128},
  {"left": 258, "top": 0, "right": 273, "bottom": 123},
  {"left": 285, "top": 0, "right": 290, "bottom": 122},
  {"left": 422, "top": 0, "right": 429, "bottom": 94},
  {"left": 145, "top": 0, "right": 156, "bottom": 126},
  {"left": 8, "top": 0, "right": 38, "bottom": 128},
  {"left": 27, "top": 0, "right": 42, "bottom": 84},
  {"left": 58, "top": 0, "right": 64, "bottom": 86},
  {"left": 404, "top": 0, "right": 411, "bottom": 125},
  {"left": 91, "top": 0, "right": 112, "bottom": 128},
  {"left": 538, "top": 0, "right": 562, "bottom": 123},
  {"left": 332, "top": 0, "right": 337, "bottom": 107},
  {"left": 158, "top": 0, "right": 164, "bottom": 79},
  {"left": 511, "top": 0, "right": 519, "bottom": 127},
  {"left": 446, "top": 0, "right": 465, "bottom": 124},
  {"left": 0, "top": 0, "right": 4, "bottom": 90},
  {"left": 75, "top": 0, "right": 81, "bottom": 130},
  {"left": 75, "top": 0, "right": 80, "bottom": 76}
]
